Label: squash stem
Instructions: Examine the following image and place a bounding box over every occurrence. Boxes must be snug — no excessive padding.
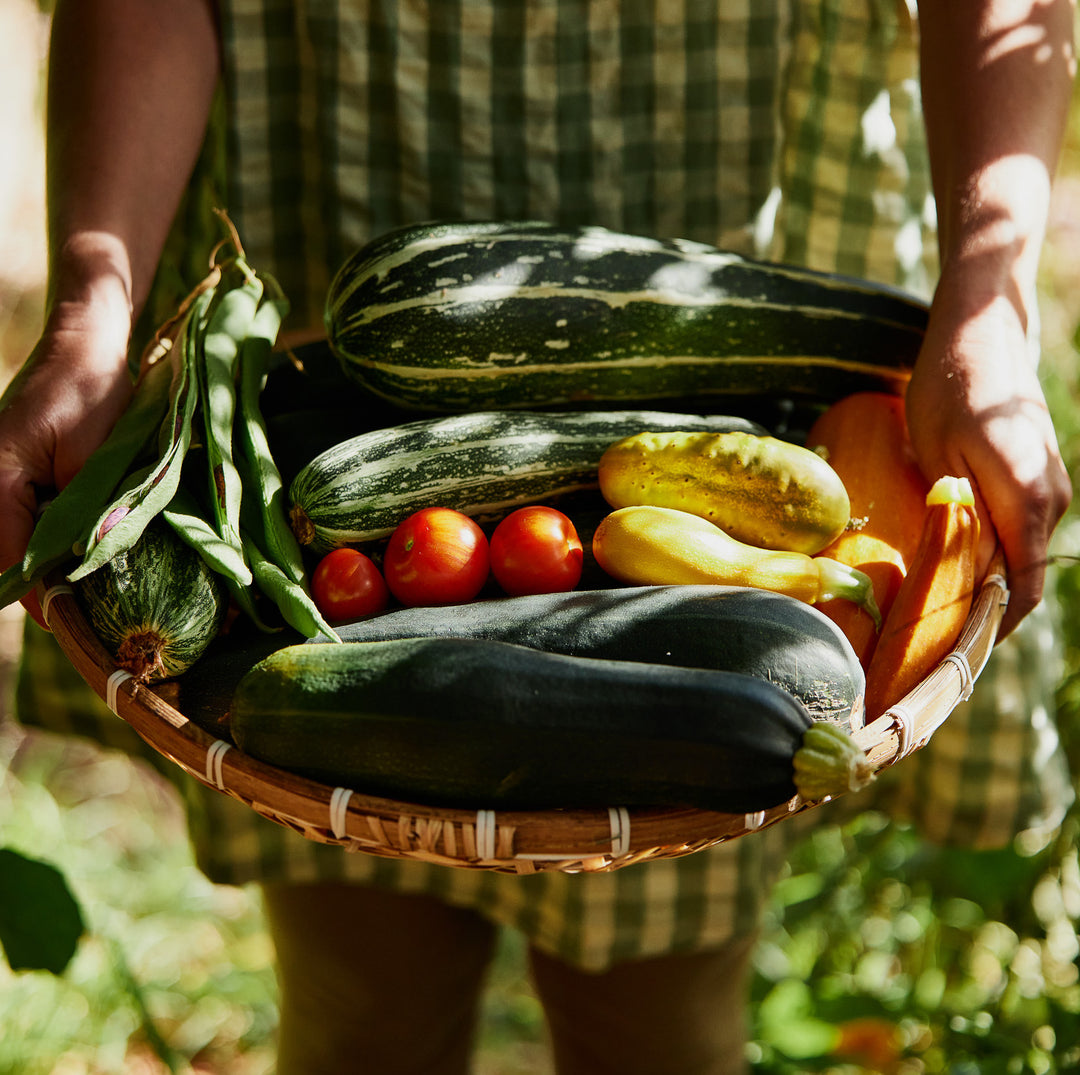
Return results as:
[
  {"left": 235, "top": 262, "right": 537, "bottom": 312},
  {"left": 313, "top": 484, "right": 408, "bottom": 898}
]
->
[
  {"left": 814, "top": 557, "right": 882, "bottom": 631},
  {"left": 793, "top": 722, "right": 875, "bottom": 801},
  {"left": 926, "top": 474, "right": 975, "bottom": 507},
  {"left": 115, "top": 630, "right": 169, "bottom": 683},
  {"left": 289, "top": 504, "right": 317, "bottom": 547}
]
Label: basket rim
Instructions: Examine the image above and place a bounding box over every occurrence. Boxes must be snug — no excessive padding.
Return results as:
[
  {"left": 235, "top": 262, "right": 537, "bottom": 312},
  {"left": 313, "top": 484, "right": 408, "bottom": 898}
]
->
[{"left": 41, "top": 562, "right": 1008, "bottom": 874}]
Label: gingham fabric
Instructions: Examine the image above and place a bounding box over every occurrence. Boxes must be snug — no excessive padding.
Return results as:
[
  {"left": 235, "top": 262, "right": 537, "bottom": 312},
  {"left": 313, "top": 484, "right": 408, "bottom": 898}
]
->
[{"left": 14, "top": 0, "right": 1073, "bottom": 972}]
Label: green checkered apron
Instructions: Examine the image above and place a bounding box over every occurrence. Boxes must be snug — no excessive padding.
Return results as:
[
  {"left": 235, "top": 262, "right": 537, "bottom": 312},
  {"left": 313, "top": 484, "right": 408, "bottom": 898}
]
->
[{"left": 15, "top": 0, "right": 1072, "bottom": 971}]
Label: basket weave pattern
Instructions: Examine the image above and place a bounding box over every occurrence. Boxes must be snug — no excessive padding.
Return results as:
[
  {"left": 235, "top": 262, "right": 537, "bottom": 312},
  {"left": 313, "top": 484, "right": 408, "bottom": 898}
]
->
[{"left": 40, "top": 561, "right": 1008, "bottom": 874}]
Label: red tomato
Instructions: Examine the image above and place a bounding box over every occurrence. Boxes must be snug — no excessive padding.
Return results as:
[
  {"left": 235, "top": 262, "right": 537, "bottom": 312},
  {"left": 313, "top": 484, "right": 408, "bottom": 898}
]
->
[
  {"left": 311, "top": 547, "right": 390, "bottom": 623},
  {"left": 489, "top": 506, "right": 583, "bottom": 596},
  {"left": 383, "top": 507, "right": 490, "bottom": 606}
]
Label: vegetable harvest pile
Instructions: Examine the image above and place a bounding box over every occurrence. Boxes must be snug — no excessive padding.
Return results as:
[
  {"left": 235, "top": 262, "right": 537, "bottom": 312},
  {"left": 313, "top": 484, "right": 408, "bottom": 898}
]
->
[{"left": 0, "top": 219, "right": 989, "bottom": 824}]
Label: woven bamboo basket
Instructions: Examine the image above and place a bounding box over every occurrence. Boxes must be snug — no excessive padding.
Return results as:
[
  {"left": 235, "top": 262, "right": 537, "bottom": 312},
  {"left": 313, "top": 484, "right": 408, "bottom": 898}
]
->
[{"left": 41, "top": 553, "right": 1008, "bottom": 875}]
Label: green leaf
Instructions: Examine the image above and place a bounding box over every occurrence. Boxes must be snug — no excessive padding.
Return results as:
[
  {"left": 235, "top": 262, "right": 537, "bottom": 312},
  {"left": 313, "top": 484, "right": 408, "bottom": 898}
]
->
[{"left": 0, "top": 847, "right": 85, "bottom": 974}]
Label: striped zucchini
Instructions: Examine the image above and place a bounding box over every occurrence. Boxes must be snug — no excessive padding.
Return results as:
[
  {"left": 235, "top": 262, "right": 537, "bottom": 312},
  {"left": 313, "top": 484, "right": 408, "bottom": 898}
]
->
[
  {"left": 74, "top": 519, "right": 228, "bottom": 682},
  {"left": 288, "top": 408, "right": 764, "bottom": 553},
  {"left": 325, "top": 221, "right": 929, "bottom": 412}
]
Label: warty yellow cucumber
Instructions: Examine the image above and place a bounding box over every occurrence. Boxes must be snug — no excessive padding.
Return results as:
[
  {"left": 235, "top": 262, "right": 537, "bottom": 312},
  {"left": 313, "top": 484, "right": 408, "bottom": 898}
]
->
[
  {"left": 592, "top": 505, "right": 881, "bottom": 629},
  {"left": 598, "top": 429, "right": 851, "bottom": 554}
]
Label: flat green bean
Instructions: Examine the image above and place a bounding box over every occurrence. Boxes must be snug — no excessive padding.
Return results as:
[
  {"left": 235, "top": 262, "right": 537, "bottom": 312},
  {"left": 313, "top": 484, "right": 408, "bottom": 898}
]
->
[
  {"left": 0, "top": 564, "right": 34, "bottom": 610},
  {"left": 197, "top": 261, "right": 262, "bottom": 551},
  {"left": 162, "top": 484, "right": 253, "bottom": 588},
  {"left": 19, "top": 354, "right": 173, "bottom": 583},
  {"left": 68, "top": 288, "right": 211, "bottom": 581},
  {"left": 0, "top": 352, "right": 175, "bottom": 610},
  {"left": 245, "top": 530, "right": 340, "bottom": 643},
  {"left": 234, "top": 291, "right": 308, "bottom": 585},
  {"left": 222, "top": 572, "right": 279, "bottom": 635},
  {"left": 165, "top": 479, "right": 278, "bottom": 632}
]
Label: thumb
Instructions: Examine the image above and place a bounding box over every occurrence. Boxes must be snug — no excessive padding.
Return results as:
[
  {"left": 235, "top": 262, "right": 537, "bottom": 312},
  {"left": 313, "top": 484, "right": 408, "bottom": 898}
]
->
[{"left": 0, "top": 469, "right": 49, "bottom": 631}]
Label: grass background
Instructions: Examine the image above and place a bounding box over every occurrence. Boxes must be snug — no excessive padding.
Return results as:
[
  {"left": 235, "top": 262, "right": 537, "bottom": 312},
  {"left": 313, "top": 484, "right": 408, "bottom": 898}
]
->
[{"left": 1, "top": 3, "right": 1079, "bottom": 1071}]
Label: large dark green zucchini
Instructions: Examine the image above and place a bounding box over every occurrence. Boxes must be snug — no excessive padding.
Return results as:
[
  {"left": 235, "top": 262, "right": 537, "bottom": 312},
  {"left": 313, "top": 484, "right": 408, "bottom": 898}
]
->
[
  {"left": 230, "top": 636, "right": 815, "bottom": 812},
  {"left": 325, "top": 221, "right": 928, "bottom": 412},
  {"left": 319, "top": 584, "right": 864, "bottom": 729},
  {"left": 288, "top": 409, "right": 764, "bottom": 552},
  {"left": 74, "top": 519, "right": 228, "bottom": 682}
]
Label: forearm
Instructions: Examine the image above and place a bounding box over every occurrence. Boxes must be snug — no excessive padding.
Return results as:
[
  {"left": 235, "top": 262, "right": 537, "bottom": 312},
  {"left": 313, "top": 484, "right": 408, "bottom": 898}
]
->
[
  {"left": 908, "top": 0, "right": 1074, "bottom": 633},
  {"left": 0, "top": 0, "right": 223, "bottom": 609},
  {"left": 918, "top": 0, "right": 1075, "bottom": 328},
  {"left": 46, "top": 0, "right": 221, "bottom": 345}
]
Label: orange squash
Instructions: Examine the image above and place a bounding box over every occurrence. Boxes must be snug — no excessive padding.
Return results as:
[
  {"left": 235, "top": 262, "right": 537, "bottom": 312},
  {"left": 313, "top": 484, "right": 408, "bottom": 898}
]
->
[
  {"left": 805, "top": 392, "right": 930, "bottom": 667},
  {"left": 863, "top": 476, "right": 980, "bottom": 721}
]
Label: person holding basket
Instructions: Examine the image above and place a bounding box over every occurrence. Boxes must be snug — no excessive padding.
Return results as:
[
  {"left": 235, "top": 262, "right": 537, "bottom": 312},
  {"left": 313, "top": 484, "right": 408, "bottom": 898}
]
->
[{"left": 0, "top": 2, "right": 1073, "bottom": 1072}]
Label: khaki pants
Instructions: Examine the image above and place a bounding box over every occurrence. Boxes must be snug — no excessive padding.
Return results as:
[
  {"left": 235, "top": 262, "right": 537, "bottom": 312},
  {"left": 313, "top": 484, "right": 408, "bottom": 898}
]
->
[{"left": 262, "top": 881, "right": 755, "bottom": 1075}]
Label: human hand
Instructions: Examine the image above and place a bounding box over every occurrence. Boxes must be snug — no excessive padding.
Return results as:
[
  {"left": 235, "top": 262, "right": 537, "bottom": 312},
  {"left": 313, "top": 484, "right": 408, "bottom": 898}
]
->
[
  {"left": 0, "top": 292, "right": 134, "bottom": 629},
  {"left": 904, "top": 285, "right": 1071, "bottom": 638}
]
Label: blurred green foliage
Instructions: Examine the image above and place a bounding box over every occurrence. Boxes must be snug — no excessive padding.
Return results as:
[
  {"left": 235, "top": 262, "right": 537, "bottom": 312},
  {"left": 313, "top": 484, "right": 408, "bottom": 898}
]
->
[
  {"left": 749, "top": 813, "right": 1080, "bottom": 1073},
  {"left": 0, "top": 725, "right": 279, "bottom": 1075}
]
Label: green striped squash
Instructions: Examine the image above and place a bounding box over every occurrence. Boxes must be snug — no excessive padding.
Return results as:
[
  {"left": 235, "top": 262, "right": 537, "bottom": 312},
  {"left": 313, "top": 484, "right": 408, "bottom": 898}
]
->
[
  {"left": 288, "top": 408, "right": 764, "bottom": 553},
  {"left": 325, "top": 221, "right": 929, "bottom": 412},
  {"left": 74, "top": 519, "right": 228, "bottom": 682}
]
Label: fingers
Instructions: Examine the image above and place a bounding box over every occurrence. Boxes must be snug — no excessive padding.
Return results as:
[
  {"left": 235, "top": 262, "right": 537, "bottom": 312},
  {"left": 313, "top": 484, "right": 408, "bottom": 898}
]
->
[
  {"left": 0, "top": 363, "right": 73, "bottom": 633},
  {"left": 971, "top": 389, "right": 1072, "bottom": 636},
  {"left": 984, "top": 456, "right": 1072, "bottom": 638},
  {"left": 904, "top": 300, "right": 1071, "bottom": 638},
  {"left": 0, "top": 469, "right": 49, "bottom": 631}
]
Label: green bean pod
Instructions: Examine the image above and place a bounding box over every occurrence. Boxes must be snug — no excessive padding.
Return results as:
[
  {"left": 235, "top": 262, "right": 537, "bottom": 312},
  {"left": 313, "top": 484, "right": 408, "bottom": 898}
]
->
[
  {"left": 0, "top": 558, "right": 34, "bottom": 610},
  {"left": 22, "top": 356, "right": 174, "bottom": 577},
  {"left": 162, "top": 484, "right": 253, "bottom": 588},
  {"left": 244, "top": 531, "right": 340, "bottom": 643},
  {"left": 68, "top": 291, "right": 211, "bottom": 582},
  {"left": 0, "top": 355, "right": 176, "bottom": 610},
  {"left": 234, "top": 289, "right": 307, "bottom": 585},
  {"left": 196, "top": 261, "right": 263, "bottom": 552}
]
